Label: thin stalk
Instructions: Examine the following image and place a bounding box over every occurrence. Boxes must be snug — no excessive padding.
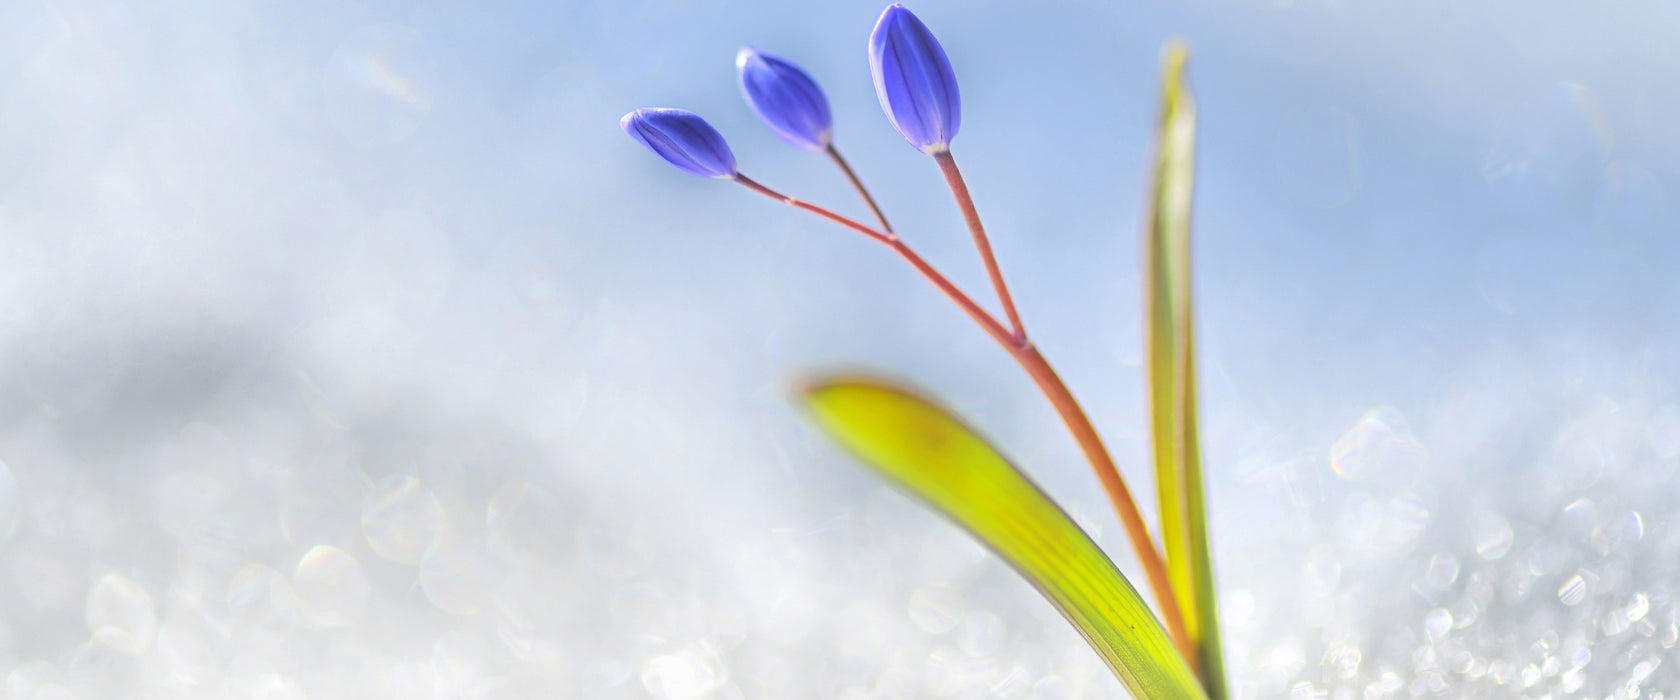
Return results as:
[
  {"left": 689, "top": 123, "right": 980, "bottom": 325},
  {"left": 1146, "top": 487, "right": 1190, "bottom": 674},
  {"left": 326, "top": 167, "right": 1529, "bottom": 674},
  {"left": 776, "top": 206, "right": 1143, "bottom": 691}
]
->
[
  {"left": 825, "top": 144, "right": 894, "bottom": 236},
  {"left": 932, "top": 151, "right": 1026, "bottom": 344},
  {"left": 735, "top": 174, "right": 893, "bottom": 245},
  {"left": 1008, "top": 339, "right": 1193, "bottom": 665},
  {"left": 733, "top": 174, "right": 1192, "bottom": 658}
]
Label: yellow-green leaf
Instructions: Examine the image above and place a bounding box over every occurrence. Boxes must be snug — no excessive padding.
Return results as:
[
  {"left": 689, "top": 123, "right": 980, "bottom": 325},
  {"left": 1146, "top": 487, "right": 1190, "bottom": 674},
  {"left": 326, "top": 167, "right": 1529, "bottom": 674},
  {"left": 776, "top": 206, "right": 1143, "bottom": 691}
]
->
[
  {"left": 801, "top": 377, "right": 1207, "bottom": 700},
  {"left": 1144, "top": 41, "right": 1228, "bottom": 699}
]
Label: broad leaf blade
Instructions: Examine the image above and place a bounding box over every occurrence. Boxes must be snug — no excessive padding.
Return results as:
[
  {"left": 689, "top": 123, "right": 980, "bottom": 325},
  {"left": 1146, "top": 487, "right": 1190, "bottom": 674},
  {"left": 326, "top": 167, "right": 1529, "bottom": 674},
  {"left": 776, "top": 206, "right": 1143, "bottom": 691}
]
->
[
  {"left": 802, "top": 377, "right": 1206, "bottom": 700},
  {"left": 1144, "top": 42, "right": 1228, "bottom": 699}
]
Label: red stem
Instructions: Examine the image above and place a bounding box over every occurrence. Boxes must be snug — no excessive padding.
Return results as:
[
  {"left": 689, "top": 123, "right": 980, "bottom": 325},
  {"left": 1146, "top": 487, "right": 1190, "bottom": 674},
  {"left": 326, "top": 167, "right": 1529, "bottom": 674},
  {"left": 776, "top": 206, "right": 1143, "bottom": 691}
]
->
[
  {"left": 933, "top": 151, "right": 1026, "bottom": 344},
  {"left": 732, "top": 173, "right": 1190, "bottom": 655},
  {"left": 735, "top": 174, "right": 893, "bottom": 245},
  {"left": 825, "top": 144, "right": 894, "bottom": 236}
]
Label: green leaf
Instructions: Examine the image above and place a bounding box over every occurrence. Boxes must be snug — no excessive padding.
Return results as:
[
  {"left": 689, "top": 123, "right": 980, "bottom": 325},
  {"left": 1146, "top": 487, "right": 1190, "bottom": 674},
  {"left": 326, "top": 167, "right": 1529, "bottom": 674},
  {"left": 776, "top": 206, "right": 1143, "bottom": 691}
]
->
[
  {"left": 801, "top": 377, "right": 1207, "bottom": 700},
  {"left": 1144, "top": 41, "right": 1228, "bottom": 699}
]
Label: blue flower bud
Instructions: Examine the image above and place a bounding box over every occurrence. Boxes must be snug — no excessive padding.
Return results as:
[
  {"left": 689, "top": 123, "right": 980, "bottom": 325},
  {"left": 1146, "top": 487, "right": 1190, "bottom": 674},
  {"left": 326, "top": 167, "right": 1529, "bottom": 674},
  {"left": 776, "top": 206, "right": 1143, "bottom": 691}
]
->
[
  {"left": 737, "top": 48, "right": 834, "bottom": 152},
  {"left": 868, "top": 4, "right": 960, "bottom": 154},
  {"left": 620, "top": 108, "right": 738, "bottom": 178}
]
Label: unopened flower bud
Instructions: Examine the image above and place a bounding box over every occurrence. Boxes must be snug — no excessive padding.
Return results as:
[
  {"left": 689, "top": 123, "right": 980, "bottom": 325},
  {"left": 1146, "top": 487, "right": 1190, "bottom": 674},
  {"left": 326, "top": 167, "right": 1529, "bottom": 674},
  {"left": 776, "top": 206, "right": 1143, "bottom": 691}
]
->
[
  {"left": 737, "top": 48, "right": 834, "bottom": 152},
  {"left": 868, "top": 4, "right": 960, "bottom": 154},
  {"left": 620, "top": 108, "right": 738, "bottom": 178}
]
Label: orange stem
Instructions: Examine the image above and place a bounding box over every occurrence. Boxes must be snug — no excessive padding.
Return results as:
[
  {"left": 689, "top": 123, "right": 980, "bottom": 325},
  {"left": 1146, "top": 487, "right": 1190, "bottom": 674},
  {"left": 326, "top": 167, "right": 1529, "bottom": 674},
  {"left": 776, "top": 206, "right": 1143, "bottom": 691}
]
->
[
  {"left": 933, "top": 151, "right": 1026, "bottom": 343},
  {"left": 732, "top": 174, "right": 1191, "bottom": 656},
  {"left": 825, "top": 144, "right": 894, "bottom": 236}
]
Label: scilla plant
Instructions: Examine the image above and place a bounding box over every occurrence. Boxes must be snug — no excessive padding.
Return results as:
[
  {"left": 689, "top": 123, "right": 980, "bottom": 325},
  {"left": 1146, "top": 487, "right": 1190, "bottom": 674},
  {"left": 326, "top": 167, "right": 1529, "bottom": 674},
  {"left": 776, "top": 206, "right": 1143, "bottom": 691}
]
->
[{"left": 623, "top": 6, "right": 1223, "bottom": 699}]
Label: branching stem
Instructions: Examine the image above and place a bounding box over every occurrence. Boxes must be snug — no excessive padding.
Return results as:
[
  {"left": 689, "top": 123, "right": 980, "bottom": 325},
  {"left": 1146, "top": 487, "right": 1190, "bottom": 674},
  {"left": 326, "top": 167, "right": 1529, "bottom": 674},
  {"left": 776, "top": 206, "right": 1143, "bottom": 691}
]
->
[
  {"left": 732, "top": 174, "right": 1191, "bottom": 658},
  {"left": 933, "top": 151, "right": 1025, "bottom": 344},
  {"left": 825, "top": 144, "right": 894, "bottom": 236}
]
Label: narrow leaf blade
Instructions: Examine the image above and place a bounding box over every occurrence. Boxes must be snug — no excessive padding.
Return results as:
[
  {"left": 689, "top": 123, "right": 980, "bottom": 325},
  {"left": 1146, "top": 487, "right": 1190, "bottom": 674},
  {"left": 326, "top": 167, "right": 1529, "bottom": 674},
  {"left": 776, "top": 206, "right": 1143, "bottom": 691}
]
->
[
  {"left": 1144, "top": 41, "right": 1229, "bottom": 699},
  {"left": 801, "top": 377, "right": 1207, "bottom": 700}
]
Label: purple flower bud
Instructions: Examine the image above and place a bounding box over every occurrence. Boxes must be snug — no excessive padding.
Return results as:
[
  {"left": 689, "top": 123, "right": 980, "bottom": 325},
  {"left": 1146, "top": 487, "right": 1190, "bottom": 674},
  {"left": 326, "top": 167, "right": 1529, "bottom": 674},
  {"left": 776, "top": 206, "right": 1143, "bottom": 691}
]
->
[
  {"left": 737, "top": 48, "right": 833, "bottom": 152},
  {"left": 868, "top": 4, "right": 960, "bottom": 154},
  {"left": 620, "top": 108, "right": 738, "bottom": 179}
]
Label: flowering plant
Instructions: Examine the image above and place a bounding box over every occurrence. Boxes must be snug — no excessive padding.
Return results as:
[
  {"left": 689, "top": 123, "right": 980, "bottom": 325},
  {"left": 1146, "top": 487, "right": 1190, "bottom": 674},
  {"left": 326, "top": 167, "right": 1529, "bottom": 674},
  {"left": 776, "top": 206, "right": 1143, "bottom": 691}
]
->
[{"left": 623, "top": 6, "right": 1224, "bottom": 698}]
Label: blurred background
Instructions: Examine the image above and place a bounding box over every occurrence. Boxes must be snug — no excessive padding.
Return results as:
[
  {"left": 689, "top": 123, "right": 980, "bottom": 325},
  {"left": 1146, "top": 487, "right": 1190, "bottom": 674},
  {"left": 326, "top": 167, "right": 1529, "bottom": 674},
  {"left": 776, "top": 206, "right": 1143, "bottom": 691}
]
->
[{"left": 0, "top": 0, "right": 1677, "bottom": 697}]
